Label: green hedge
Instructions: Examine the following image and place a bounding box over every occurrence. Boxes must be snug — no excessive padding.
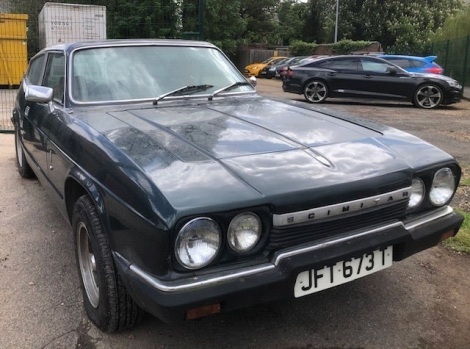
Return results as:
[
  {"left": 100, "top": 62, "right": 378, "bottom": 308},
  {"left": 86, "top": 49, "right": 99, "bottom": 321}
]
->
[
  {"left": 290, "top": 39, "right": 376, "bottom": 56},
  {"left": 332, "top": 40, "right": 376, "bottom": 54}
]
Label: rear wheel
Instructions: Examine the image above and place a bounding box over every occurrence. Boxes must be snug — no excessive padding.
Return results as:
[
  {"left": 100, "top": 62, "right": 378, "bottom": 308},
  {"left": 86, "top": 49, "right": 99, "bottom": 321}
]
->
[
  {"left": 14, "top": 126, "right": 34, "bottom": 178},
  {"left": 73, "top": 195, "right": 143, "bottom": 332},
  {"left": 413, "top": 84, "right": 443, "bottom": 109},
  {"left": 303, "top": 80, "right": 328, "bottom": 103}
]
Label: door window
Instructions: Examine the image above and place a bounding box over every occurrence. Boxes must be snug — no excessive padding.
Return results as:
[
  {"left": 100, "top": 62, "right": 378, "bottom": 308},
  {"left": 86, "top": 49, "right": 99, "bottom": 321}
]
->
[
  {"left": 327, "top": 58, "right": 360, "bottom": 71},
  {"left": 360, "top": 59, "right": 395, "bottom": 73},
  {"left": 43, "top": 53, "right": 66, "bottom": 103},
  {"left": 26, "top": 55, "right": 46, "bottom": 85}
]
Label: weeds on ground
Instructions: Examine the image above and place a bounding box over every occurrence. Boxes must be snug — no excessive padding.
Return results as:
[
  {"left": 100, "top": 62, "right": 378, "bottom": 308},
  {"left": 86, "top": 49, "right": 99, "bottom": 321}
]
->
[
  {"left": 444, "top": 164, "right": 470, "bottom": 254},
  {"left": 443, "top": 210, "right": 470, "bottom": 254}
]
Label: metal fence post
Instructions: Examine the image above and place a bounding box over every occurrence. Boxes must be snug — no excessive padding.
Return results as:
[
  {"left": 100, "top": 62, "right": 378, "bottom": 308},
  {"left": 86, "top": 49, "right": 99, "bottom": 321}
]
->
[
  {"left": 444, "top": 39, "right": 450, "bottom": 74},
  {"left": 462, "top": 35, "right": 470, "bottom": 89}
]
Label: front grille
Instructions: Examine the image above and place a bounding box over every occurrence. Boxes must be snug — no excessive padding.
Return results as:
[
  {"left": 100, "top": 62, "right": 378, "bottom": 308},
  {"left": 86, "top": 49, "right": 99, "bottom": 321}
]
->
[{"left": 267, "top": 200, "right": 408, "bottom": 250}]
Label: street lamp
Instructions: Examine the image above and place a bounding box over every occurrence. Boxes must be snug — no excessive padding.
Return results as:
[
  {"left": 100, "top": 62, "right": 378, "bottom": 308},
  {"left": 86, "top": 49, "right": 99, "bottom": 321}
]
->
[{"left": 334, "top": 0, "right": 339, "bottom": 43}]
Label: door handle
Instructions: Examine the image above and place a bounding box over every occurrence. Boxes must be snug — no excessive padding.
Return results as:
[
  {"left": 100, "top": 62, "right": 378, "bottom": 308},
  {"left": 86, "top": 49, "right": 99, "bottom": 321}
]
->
[
  {"left": 48, "top": 149, "right": 54, "bottom": 170},
  {"left": 327, "top": 72, "right": 336, "bottom": 76},
  {"left": 363, "top": 75, "right": 373, "bottom": 79}
]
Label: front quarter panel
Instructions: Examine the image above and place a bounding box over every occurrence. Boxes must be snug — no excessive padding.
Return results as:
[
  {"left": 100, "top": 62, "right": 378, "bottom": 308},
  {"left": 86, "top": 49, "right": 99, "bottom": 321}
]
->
[{"left": 41, "top": 105, "right": 176, "bottom": 275}]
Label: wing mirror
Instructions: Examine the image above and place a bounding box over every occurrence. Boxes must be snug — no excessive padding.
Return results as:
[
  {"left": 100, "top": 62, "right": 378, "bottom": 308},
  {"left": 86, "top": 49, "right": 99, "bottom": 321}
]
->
[
  {"left": 387, "top": 67, "right": 398, "bottom": 75},
  {"left": 25, "top": 84, "right": 55, "bottom": 113},
  {"left": 25, "top": 85, "right": 54, "bottom": 103},
  {"left": 249, "top": 76, "right": 257, "bottom": 87}
]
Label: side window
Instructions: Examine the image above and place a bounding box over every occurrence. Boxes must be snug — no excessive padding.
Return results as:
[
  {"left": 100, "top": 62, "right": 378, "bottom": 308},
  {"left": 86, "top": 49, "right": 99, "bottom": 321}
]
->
[
  {"left": 412, "top": 60, "right": 426, "bottom": 68},
  {"left": 43, "top": 53, "right": 65, "bottom": 103},
  {"left": 361, "top": 59, "right": 392, "bottom": 73},
  {"left": 26, "top": 55, "right": 46, "bottom": 85},
  {"left": 315, "top": 61, "right": 331, "bottom": 68},
  {"left": 328, "top": 58, "right": 360, "bottom": 71}
]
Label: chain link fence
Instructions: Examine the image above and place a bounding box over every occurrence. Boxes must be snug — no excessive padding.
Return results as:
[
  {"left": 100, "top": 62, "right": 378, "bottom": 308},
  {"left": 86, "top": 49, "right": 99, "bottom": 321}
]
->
[
  {"left": 432, "top": 36, "right": 470, "bottom": 90},
  {"left": 0, "top": 13, "right": 27, "bottom": 132}
]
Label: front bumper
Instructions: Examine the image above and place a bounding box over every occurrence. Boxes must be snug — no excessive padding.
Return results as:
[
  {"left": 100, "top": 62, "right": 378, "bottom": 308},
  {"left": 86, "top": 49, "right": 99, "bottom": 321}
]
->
[
  {"left": 443, "top": 88, "right": 463, "bottom": 105},
  {"left": 114, "top": 206, "right": 463, "bottom": 323}
]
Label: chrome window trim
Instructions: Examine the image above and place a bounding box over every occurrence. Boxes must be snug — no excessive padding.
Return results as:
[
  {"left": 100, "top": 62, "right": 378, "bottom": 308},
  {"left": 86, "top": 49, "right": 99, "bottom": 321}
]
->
[
  {"left": 127, "top": 206, "right": 454, "bottom": 293},
  {"left": 68, "top": 90, "right": 256, "bottom": 106},
  {"left": 66, "top": 43, "right": 255, "bottom": 106}
]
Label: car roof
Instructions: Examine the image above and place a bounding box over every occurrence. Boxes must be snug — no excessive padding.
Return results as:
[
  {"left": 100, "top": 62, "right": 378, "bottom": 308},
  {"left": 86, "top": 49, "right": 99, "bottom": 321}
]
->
[
  {"left": 301, "top": 55, "right": 389, "bottom": 63},
  {"left": 378, "top": 54, "right": 438, "bottom": 62},
  {"left": 41, "top": 39, "right": 217, "bottom": 54}
]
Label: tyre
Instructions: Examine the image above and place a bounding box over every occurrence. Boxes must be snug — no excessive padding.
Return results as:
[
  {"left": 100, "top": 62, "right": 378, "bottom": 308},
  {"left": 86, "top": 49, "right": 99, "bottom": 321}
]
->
[
  {"left": 73, "top": 195, "right": 143, "bottom": 332},
  {"left": 14, "top": 126, "right": 34, "bottom": 178},
  {"left": 413, "top": 84, "right": 443, "bottom": 109},
  {"left": 303, "top": 80, "right": 328, "bottom": 103}
]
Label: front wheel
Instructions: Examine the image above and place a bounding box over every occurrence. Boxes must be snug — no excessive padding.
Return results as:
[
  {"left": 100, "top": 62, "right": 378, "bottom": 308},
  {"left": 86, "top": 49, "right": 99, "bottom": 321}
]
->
[
  {"left": 303, "top": 80, "right": 328, "bottom": 103},
  {"left": 73, "top": 195, "right": 143, "bottom": 332},
  {"left": 413, "top": 84, "right": 443, "bottom": 109}
]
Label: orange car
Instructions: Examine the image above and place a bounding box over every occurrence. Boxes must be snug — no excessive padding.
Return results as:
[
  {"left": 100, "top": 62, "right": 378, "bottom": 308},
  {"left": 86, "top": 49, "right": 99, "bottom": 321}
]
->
[{"left": 245, "top": 56, "right": 287, "bottom": 77}]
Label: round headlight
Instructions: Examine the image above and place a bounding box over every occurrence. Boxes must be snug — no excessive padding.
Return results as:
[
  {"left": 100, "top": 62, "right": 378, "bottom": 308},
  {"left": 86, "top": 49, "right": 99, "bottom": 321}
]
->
[
  {"left": 408, "top": 178, "right": 425, "bottom": 209},
  {"left": 430, "top": 167, "right": 455, "bottom": 206},
  {"left": 175, "top": 218, "right": 221, "bottom": 270},
  {"left": 228, "top": 213, "right": 262, "bottom": 253}
]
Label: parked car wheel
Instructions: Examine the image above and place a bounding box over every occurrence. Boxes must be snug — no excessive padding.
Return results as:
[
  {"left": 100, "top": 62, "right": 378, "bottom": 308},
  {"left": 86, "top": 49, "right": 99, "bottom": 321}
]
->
[
  {"left": 73, "top": 195, "right": 143, "bottom": 332},
  {"left": 414, "top": 84, "right": 443, "bottom": 109},
  {"left": 14, "top": 126, "right": 34, "bottom": 178},
  {"left": 303, "top": 80, "right": 328, "bottom": 103}
]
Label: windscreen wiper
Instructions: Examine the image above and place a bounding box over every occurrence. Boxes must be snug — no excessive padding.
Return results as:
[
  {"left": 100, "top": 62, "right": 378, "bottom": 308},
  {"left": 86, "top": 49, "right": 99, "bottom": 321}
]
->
[
  {"left": 208, "top": 81, "right": 253, "bottom": 101},
  {"left": 153, "top": 84, "right": 213, "bottom": 105}
]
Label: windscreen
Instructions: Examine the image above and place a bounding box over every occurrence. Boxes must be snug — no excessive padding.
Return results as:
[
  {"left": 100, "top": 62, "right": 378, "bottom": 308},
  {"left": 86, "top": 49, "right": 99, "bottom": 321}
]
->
[{"left": 71, "top": 45, "right": 250, "bottom": 103}]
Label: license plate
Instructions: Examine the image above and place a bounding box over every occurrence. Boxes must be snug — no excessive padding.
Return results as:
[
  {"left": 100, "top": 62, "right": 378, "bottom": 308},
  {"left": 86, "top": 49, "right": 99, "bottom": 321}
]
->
[{"left": 294, "top": 246, "right": 393, "bottom": 298}]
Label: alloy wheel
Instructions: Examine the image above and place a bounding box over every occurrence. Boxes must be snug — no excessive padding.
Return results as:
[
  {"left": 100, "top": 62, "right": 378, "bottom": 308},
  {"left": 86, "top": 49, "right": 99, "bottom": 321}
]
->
[
  {"left": 415, "top": 85, "right": 443, "bottom": 109},
  {"left": 304, "top": 80, "right": 328, "bottom": 103},
  {"left": 77, "top": 222, "right": 100, "bottom": 308}
]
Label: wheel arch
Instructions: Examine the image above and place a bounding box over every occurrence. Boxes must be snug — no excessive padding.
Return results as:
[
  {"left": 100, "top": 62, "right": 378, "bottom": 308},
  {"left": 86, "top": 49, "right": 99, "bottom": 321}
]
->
[
  {"left": 302, "top": 76, "right": 329, "bottom": 91},
  {"left": 65, "top": 168, "right": 105, "bottom": 224},
  {"left": 415, "top": 80, "right": 446, "bottom": 92}
]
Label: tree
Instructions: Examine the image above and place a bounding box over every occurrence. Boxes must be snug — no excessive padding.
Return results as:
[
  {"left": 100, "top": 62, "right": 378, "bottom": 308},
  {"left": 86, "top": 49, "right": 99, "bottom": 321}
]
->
[
  {"left": 9, "top": 0, "right": 181, "bottom": 55},
  {"left": 432, "top": 4, "right": 470, "bottom": 41},
  {"left": 205, "top": 0, "right": 247, "bottom": 55},
  {"left": 8, "top": 0, "right": 466, "bottom": 58},
  {"left": 337, "top": 0, "right": 464, "bottom": 54},
  {"left": 303, "top": 0, "right": 335, "bottom": 44},
  {"left": 240, "top": 0, "right": 280, "bottom": 46},
  {"left": 276, "top": 0, "right": 308, "bottom": 45}
]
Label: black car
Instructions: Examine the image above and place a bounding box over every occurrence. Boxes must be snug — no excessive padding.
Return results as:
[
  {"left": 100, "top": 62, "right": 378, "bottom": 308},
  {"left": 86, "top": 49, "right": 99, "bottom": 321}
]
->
[
  {"left": 260, "top": 57, "right": 288, "bottom": 79},
  {"left": 282, "top": 55, "right": 462, "bottom": 109},
  {"left": 12, "top": 40, "right": 463, "bottom": 332},
  {"left": 261, "top": 56, "right": 307, "bottom": 79}
]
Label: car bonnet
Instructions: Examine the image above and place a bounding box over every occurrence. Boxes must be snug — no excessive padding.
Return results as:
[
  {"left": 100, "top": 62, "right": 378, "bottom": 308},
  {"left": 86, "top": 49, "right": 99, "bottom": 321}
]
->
[{"left": 77, "top": 98, "right": 453, "bottom": 212}]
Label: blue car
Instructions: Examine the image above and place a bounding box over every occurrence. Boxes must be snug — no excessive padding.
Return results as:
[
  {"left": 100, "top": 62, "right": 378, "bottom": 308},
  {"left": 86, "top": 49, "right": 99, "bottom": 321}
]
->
[{"left": 378, "top": 55, "right": 444, "bottom": 74}]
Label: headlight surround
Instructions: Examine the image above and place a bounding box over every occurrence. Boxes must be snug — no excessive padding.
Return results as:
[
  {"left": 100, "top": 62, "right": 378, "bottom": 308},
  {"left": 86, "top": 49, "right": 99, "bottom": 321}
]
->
[
  {"left": 429, "top": 167, "right": 456, "bottom": 206},
  {"left": 408, "top": 178, "right": 425, "bottom": 209},
  {"left": 227, "top": 212, "right": 262, "bottom": 253},
  {"left": 175, "top": 218, "right": 221, "bottom": 270},
  {"left": 448, "top": 80, "right": 462, "bottom": 89}
]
